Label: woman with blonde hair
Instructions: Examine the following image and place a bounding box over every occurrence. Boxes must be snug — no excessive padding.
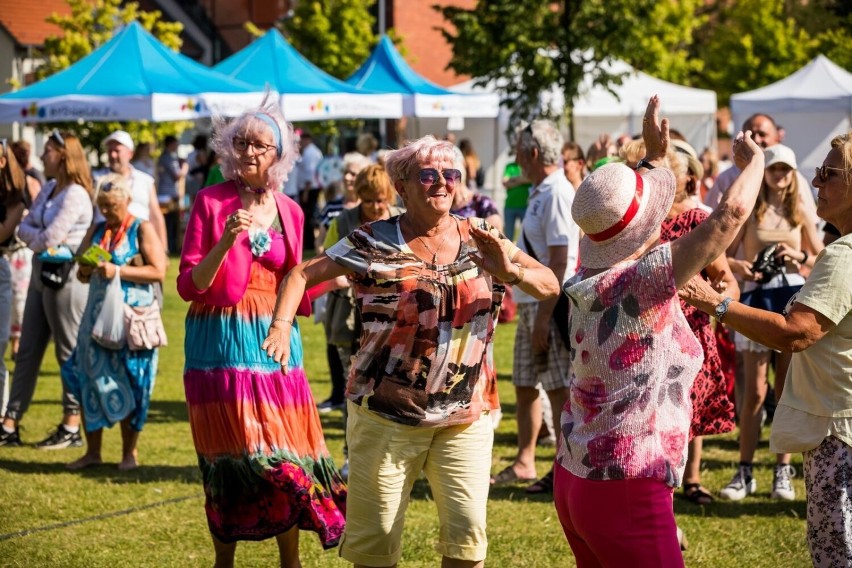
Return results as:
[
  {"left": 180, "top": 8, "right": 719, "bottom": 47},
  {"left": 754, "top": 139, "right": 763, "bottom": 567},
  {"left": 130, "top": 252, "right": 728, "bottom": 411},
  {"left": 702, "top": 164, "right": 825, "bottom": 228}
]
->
[
  {"left": 0, "top": 130, "right": 92, "bottom": 449},
  {"left": 62, "top": 174, "right": 167, "bottom": 470}
]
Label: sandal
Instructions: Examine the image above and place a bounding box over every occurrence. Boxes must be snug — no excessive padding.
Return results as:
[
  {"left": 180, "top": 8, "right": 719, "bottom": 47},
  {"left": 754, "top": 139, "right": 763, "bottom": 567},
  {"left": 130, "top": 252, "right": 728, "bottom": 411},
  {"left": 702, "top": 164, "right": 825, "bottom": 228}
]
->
[
  {"left": 682, "top": 482, "right": 714, "bottom": 505},
  {"left": 491, "top": 466, "right": 537, "bottom": 486},
  {"left": 525, "top": 470, "right": 554, "bottom": 495}
]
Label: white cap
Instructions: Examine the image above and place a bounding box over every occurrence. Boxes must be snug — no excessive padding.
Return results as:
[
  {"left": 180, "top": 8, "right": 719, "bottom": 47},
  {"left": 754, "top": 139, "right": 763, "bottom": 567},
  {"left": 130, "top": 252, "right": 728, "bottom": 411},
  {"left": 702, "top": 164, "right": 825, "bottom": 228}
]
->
[
  {"left": 103, "top": 130, "right": 135, "bottom": 152},
  {"left": 764, "top": 144, "right": 797, "bottom": 170}
]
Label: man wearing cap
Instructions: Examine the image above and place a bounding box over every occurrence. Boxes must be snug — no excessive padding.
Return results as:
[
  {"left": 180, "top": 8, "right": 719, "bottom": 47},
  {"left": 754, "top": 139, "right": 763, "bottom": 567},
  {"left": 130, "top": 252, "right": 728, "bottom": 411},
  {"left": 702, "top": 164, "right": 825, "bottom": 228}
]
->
[
  {"left": 100, "top": 131, "right": 167, "bottom": 250},
  {"left": 705, "top": 114, "right": 817, "bottom": 224},
  {"left": 491, "top": 119, "right": 580, "bottom": 494}
]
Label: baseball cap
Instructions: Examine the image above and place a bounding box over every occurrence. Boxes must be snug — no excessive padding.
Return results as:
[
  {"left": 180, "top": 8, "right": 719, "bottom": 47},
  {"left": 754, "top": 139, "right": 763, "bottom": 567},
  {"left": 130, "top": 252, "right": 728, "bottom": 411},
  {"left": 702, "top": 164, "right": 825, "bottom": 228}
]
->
[
  {"left": 764, "top": 144, "right": 797, "bottom": 170},
  {"left": 103, "top": 130, "right": 135, "bottom": 152}
]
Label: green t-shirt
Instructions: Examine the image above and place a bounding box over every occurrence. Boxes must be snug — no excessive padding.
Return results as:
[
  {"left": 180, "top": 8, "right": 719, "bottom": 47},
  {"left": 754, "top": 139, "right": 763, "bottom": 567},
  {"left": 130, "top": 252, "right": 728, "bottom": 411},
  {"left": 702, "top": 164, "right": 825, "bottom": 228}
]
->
[{"left": 503, "top": 162, "right": 530, "bottom": 209}]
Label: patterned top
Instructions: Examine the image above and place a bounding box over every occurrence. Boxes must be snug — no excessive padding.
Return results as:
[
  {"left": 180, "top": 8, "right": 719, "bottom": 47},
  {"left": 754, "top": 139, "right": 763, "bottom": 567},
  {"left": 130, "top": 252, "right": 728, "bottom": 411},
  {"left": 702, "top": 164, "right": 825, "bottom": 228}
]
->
[
  {"left": 556, "top": 244, "right": 704, "bottom": 487},
  {"left": 325, "top": 215, "right": 514, "bottom": 427}
]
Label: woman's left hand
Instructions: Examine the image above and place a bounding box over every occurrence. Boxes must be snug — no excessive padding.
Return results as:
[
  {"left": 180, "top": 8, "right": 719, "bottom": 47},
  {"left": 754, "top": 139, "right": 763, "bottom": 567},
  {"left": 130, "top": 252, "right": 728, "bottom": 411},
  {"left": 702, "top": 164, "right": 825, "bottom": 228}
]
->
[
  {"left": 469, "top": 224, "right": 515, "bottom": 281},
  {"left": 678, "top": 274, "right": 722, "bottom": 311},
  {"left": 96, "top": 261, "right": 118, "bottom": 280},
  {"left": 262, "top": 324, "right": 292, "bottom": 372}
]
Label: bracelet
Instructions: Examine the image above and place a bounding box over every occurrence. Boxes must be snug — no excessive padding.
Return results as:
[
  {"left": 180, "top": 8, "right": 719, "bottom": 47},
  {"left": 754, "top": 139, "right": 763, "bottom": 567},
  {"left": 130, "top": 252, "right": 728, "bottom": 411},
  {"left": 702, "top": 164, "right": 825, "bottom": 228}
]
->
[
  {"left": 271, "top": 317, "right": 293, "bottom": 327},
  {"left": 801, "top": 251, "right": 809, "bottom": 265},
  {"left": 506, "top": 264, "right": 524, "bottom": 285}
]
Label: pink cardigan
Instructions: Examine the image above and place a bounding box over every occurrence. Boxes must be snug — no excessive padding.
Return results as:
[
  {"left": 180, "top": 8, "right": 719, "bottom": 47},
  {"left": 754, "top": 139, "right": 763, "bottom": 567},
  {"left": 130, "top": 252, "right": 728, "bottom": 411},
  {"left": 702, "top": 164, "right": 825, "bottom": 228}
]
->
[{"left": 177, "top": 180, "right": 311, "bottom": 316}]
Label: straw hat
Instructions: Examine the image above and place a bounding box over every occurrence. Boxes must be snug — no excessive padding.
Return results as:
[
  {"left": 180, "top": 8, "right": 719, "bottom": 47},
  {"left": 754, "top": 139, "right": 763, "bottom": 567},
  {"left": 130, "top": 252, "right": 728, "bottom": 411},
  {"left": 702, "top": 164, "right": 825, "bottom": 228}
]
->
[{"left": 573, "top": 163, "right": 676, "bottom": 269}]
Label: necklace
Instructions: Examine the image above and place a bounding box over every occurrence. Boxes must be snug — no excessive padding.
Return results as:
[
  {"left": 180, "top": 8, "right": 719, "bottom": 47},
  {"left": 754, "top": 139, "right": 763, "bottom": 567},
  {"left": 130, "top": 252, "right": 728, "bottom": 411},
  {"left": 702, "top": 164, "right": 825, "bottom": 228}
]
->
[{"left": 412, "top": 217, "right": 457, "bottom": 264}]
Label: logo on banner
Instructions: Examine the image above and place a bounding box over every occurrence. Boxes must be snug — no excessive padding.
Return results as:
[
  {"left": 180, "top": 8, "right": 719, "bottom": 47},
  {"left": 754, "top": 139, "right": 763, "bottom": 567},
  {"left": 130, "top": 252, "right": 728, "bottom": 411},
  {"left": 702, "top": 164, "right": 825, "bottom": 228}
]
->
[
  {"left": 21, "top": 102, "right": 46, "bottom": 118},
  {"left": 309, "top": 99, "right": 331, "bottom": 114},
  {"left": 181, "top": 98, "right": 201, "bottom": 112}
]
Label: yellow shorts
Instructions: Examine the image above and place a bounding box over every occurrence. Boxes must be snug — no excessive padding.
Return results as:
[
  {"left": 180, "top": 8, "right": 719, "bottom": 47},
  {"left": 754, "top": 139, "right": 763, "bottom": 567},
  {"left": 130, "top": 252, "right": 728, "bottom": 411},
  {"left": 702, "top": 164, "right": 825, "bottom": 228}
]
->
[{"left": 340, "top": 402, "right": 493, "bottom": 566}]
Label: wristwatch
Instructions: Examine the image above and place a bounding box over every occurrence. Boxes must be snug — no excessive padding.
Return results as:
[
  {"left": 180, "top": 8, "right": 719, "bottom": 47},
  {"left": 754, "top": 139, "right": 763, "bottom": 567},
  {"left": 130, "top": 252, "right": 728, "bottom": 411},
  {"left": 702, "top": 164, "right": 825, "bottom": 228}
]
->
[
  {"left": 635, "top": 159, "right": 655, "bottom": 170},
  {"left": 714, "top": 297, "right": 733, "bottom": 322}
]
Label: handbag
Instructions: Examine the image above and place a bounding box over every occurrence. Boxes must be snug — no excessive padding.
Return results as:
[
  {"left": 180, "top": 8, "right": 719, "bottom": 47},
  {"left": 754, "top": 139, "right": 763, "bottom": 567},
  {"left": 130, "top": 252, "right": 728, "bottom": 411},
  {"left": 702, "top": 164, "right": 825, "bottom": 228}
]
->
[
  {"left": 40, "top": 261, "right": 73, "bottom": 290},
  {"left": 522, "top": 231, "right": 571, "bottom": 350},
  {"left": 91, "top": 268, "right": 127, "bottom": 349},
  {"left": 124, "top": 300, "right": 167, "bottom": 351}
]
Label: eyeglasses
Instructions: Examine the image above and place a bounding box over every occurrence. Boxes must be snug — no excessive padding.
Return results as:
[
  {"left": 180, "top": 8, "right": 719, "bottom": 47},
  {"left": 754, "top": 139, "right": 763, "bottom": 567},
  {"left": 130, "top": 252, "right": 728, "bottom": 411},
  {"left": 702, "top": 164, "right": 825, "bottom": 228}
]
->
[
  {"left": 415, "top": 168, "right": 462, "bottom": 187},
  {"left": 815, "top": 165, "right": 848, "bottom": 182},
  {"left": 49, "top": 129, "right": 66, "bottom": 147},
  {"left": 233, "top": 137, "right": 276, "bottom": 155}
]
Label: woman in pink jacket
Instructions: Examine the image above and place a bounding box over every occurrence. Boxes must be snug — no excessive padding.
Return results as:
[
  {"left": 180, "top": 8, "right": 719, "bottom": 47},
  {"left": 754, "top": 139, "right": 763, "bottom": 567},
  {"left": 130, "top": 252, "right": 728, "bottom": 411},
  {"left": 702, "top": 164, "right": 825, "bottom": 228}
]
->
[{"left": 177, "top": 100, "right": 345, "bottom": 567}]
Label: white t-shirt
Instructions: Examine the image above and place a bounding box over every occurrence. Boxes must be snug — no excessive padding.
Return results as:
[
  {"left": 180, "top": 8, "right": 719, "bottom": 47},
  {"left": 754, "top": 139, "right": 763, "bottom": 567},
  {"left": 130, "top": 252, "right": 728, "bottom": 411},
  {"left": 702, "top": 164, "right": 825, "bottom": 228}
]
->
[
  {"left": 770, "top": 234, "right": 852, "bottom": 453},
  {"left": 296, "top": 143, "right": 323, "bottom": 190},
  {"left": 514, "top": 169, "right": 579, "bottom": 304}
]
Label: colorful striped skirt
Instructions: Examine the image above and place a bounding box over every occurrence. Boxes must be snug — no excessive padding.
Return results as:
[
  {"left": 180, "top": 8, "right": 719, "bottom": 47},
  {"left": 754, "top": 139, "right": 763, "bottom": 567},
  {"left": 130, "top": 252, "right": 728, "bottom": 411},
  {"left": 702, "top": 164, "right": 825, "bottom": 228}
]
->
[{"left": 183, "top": 262, "right": 346, "bottom": 546}]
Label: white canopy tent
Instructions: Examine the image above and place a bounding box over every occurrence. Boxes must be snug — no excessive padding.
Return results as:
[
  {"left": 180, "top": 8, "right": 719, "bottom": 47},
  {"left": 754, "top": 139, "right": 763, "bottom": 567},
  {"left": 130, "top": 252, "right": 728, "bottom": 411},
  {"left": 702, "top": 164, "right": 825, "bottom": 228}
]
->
[
  {"left": 731, "top": 55, "right": 852, "bottom": 180},
  {"left": 413, "top": 61, "right": 717, "bottom": 208}
]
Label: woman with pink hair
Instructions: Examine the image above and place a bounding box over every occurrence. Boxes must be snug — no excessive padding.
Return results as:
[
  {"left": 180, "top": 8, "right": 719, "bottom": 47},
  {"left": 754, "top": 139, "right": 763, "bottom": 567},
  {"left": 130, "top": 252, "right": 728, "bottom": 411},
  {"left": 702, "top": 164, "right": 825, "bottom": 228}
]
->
[{"left": 263, "top": 135, "right": 558, "bottom": 567}]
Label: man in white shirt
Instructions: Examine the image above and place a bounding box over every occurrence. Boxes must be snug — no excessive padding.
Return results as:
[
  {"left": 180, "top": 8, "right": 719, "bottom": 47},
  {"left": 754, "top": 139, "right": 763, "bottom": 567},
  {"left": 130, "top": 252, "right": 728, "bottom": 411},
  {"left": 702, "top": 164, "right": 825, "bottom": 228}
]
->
[
  {"left": 296, "top": 131, "right": 323, "bottom": 252},
  {"left": 99, "top": 131, "right": 168, "bottom": 251},
  {"left": 491, "top": 120, "right": 580, "bottom": 494}
]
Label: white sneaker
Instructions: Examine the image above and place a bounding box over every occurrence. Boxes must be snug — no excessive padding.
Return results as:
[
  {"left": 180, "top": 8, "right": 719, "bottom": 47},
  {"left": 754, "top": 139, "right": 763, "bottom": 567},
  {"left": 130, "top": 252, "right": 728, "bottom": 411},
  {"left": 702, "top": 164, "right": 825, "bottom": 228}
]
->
[
  {"left": 771, "top": 464, "right": 796, "bottom": 501},
  {"left": 719, "top": 466, "right": 756, "bottom": 500},
  {"left": 340, "top": 459, "right": 349, "bottom": 482}
]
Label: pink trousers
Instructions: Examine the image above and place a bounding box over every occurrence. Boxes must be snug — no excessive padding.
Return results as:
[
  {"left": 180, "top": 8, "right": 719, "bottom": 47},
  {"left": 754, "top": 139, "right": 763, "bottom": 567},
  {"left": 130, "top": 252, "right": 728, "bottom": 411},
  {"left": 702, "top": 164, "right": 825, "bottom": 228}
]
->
[{"left": 553, "top": 463, "right": 684, "bottom": 568}]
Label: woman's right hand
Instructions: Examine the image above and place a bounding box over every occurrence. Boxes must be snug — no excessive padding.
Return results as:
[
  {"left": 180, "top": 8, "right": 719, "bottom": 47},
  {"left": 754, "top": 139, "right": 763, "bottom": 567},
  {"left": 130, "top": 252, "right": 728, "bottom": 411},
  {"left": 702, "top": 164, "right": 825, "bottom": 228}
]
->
[
  {"left": 732, "top": 130, "right": 762, "bottom": 171},
  {"left": 220, "top": 209, "right": 252, "bottom": 249},
  {"left": 262, "top": 323, "right": 292, "bottom": 372},
  {"left": 77, "top": 263, "right": 93, "bottom": 283}
]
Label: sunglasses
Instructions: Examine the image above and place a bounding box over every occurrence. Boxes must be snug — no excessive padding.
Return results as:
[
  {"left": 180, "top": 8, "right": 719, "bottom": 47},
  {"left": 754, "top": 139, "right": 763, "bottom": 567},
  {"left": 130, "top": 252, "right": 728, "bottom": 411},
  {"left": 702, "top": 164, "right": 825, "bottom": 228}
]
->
[
  {"left": 415, "top": 168, "right": 462, "bottom": 187},
  {"left": 815, "top": 165, "right": 847, "bottom": 182},
  {"left": 0, "top": 138, "right": 6, "bottom": 156},
  {"left": 233, "top": 137, "right": 276, "bottom": 156},
  {"left": 49, "top": 129, "right": 66, "bottom": 147}
]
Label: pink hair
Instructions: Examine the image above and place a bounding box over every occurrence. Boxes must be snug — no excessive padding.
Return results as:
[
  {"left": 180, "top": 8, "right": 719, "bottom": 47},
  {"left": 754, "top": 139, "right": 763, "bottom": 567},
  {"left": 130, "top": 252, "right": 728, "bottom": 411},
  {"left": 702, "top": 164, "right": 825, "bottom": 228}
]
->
[
  {"left": 211, "top": 95, "right": 299, "bottom": 191},
  {"left": 383, "top": 135, "right": 457, "bottom": 184}
]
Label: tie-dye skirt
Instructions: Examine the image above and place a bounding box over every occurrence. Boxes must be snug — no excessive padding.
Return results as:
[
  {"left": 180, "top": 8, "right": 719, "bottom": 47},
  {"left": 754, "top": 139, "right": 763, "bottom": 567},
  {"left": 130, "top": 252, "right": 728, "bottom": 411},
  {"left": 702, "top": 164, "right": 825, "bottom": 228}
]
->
[{"left": 183, "top": 262, "right": 346, "bottom": 546}]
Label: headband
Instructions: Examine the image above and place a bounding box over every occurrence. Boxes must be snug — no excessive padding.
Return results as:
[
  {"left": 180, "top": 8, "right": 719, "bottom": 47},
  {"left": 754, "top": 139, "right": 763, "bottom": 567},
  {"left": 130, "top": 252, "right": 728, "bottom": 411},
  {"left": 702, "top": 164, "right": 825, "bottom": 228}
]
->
[{"left": 253, "top": 112, "right": 283, "bottom": 158}]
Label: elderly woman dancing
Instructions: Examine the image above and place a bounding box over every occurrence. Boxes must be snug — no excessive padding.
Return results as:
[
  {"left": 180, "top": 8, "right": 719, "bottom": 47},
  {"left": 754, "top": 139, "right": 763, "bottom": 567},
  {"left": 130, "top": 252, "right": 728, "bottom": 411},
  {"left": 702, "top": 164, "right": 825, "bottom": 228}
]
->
[
  {"left": 552, "top": 96, "right": 766, "bottom": 567},
  {"left": 680, "top": 132, "right": 852, "bottom": 567},
  {"left": 177, "top": 100, "right": 345, "bottom": 567},
  {"left": 263, "top": 135, "right": 558, "bottom": 568}
]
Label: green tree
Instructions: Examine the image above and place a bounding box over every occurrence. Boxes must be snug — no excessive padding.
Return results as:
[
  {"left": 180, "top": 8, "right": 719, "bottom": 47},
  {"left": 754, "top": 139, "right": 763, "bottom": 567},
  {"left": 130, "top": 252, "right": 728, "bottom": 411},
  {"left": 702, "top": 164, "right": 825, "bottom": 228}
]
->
[
  {"left": 437, "top": 0, "right": 704, "bottom": 130},
  {"left": 26, "top": 0, "right": 185, "bottom": 152},
  {"left": 282, "top": 0, "right": 377, "bottom": 80},
  {"left": 693, "top": 0, "right": 814, "bottom": 106}
]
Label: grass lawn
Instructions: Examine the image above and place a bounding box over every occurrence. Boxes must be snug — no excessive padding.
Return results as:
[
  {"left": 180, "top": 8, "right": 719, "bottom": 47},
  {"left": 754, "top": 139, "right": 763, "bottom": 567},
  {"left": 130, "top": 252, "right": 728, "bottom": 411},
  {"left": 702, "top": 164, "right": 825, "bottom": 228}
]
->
[{"left": 0, "top": 262, "right": 809, "bottom": 567}]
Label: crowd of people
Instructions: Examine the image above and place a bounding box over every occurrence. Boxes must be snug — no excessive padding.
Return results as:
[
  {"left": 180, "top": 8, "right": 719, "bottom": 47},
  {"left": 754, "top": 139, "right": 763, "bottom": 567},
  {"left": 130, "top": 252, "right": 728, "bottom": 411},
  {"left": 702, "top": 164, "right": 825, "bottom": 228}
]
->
[{"left": 0, "top": 91, "right": 849, "bottom": 568}]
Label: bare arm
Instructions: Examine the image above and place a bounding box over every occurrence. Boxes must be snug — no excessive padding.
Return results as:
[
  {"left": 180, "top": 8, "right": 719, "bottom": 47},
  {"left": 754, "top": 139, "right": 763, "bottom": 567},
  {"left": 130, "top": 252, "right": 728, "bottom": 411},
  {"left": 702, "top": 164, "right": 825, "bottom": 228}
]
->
[
  {"left": 679, "top": 275, "right": 833, "bottom": 352},
  {"left": 148, "top": 185, "right": 168, "bottom": 252},
  {"left": 671, "top": 132, "right": 765, "bottom": 288},
  {"left": 262, "top": 254, "right": 351, "bottom": 366}
]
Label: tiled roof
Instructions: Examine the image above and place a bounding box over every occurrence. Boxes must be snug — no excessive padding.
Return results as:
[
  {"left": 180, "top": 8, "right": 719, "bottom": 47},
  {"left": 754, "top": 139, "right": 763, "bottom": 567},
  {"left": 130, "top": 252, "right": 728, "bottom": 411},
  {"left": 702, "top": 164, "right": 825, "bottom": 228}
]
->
[{"left": 0, "top": 0, "right": 71, "bottom": 47}]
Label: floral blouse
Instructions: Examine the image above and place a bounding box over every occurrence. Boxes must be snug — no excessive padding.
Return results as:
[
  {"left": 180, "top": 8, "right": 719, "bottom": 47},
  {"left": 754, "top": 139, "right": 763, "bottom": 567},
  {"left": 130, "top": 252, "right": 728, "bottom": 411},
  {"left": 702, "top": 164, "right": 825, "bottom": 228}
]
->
[{"left": 556, "top": 244, "right": 704, "bottom": 487}]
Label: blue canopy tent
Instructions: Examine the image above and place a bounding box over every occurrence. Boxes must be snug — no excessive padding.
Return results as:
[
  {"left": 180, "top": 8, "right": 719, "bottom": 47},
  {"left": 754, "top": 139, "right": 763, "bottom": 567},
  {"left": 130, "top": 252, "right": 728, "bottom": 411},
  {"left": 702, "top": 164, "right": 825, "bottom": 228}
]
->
[
  {"left": 214, "top": 29, "right": 402, "bottom": 121},
  {"left": 347, "top": 35, "right": 499, "bottom": 118},
  {"left": 0, "top": 21, "right": 266, "bottom": 123}
]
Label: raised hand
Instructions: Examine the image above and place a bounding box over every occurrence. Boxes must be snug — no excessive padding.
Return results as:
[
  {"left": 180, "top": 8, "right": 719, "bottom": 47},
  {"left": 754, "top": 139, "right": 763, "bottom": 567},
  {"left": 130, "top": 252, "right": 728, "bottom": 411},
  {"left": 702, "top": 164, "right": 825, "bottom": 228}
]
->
[
  {"left": 222, "top": 209, "right": 252, "bottom": 248},
  {"left": 732, "top": 130, "right": 762, "bottom": 171},
  {"left": 469, "top": 223, "right": 516, "bottom": 282},
  {"left": 642, "top": 95, "right": 670, "bottom": 160}
]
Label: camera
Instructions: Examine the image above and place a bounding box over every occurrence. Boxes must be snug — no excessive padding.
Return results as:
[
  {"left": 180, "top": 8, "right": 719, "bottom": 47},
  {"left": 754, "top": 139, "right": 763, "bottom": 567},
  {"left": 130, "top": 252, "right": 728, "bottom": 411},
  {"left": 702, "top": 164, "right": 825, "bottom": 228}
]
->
[{"left": 751, "top": 244, "right": 785, "bottom": 284}]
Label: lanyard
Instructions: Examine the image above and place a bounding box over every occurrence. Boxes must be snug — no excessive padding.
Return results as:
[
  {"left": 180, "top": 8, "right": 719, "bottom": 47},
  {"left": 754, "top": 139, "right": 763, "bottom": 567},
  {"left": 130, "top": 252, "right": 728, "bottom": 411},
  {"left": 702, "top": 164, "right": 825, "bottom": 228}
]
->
[{"left": 99, "top": 215, "right": 134, "bottom": 252}]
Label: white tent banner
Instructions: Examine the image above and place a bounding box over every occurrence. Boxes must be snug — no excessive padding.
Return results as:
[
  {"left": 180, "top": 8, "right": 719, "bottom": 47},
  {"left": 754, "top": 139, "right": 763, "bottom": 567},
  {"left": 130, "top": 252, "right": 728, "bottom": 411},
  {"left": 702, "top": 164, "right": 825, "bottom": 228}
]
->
[
  {"left": 410, "top": 93, "right": 500, "bottom": 119},
  {"left": 281, "top": 93, "right": 403, "bottom": 121}
]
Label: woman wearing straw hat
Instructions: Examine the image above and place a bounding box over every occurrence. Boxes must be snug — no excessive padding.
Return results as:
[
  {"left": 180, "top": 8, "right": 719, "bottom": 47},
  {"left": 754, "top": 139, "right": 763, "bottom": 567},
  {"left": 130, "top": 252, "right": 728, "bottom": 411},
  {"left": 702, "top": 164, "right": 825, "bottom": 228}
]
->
[{"left": 552, "top": 96, "right": 766, "bottom": 567}]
